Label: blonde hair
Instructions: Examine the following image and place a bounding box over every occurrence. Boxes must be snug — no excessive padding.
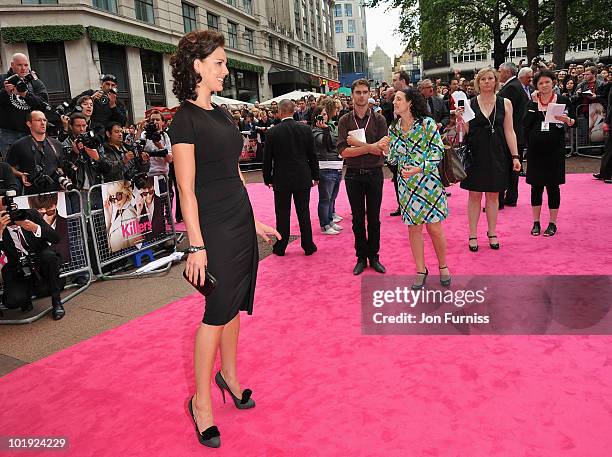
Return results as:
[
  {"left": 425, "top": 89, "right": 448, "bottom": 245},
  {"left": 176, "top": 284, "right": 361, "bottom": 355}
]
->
[
  {"left": 108, "top": 180, "right": 134, "bottom": 203},
  {"left": 474, "top": 67, "right": 499, "bottom": 93}
]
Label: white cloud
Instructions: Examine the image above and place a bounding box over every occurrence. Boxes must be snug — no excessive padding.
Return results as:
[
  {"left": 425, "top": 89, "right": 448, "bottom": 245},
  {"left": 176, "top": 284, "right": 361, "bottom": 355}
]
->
[{"left": 365, "top": 5, "right": 406, "bottom": 59}]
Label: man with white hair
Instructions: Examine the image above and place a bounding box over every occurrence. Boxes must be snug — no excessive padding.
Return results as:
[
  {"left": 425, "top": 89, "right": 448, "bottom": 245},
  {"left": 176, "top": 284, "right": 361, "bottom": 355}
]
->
[
  {"left": 517, "top": 67, "right": 534, "bottom": 99},
  {"left": 0, "top": 53, "right": 49, "bottom": 156}
]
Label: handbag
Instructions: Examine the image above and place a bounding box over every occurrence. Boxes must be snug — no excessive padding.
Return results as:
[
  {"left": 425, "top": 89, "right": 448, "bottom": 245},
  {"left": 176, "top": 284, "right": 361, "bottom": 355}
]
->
[
  {"left": 183, "top": 268, "right": 218, "bottom": 296},
  {"left": 439, "top": 142, "right": 468, "bottom": 187}
]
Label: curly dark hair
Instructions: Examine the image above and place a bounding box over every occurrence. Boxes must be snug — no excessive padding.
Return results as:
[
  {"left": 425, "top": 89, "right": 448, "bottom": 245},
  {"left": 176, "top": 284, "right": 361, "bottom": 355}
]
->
[
  {"left": 398, "top": 87, "right": 429, "bottom": 118},
  {"left": 533, "top": 69, "right": 557, "bottom": 87},
  {"left": 170, "top": 30, "right": 225, "bottom": 102}
]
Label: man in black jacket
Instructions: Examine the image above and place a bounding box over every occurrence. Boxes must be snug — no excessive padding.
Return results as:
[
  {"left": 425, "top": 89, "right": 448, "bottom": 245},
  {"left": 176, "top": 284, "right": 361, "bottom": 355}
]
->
[
  {"left": 498, "top": 62, "right": 529, "bottom": 207},
  {"left": 0, "top": 198, "right": 64, "bottom": 319},
  {"left": 418, "top": 79, "right": 450, "bottom": 131},
  {"left": 0, "top": 53, "right": 49, "bottom": 157},
  {"left": 263, "top": 99, "right": 319, "bottom": 256}
]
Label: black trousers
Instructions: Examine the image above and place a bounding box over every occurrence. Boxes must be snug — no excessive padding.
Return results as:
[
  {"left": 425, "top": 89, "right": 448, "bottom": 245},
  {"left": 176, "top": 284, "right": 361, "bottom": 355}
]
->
[
  {"left": 387, "top": 163, "right": 400, "bottom": 206},
  {"left": 272, "top": 188, "right": 315, "bottom": 254},
  {"left": 344, "top": 168, "right": 384, "bottom": 260},
  {"left": 1, "top": 248, "right": 61, "bottom": 309},
  {"left": 599, "top": 134, "right": 612, "bottom": 179},
  {"left": 502, "top": 144, "right": 524, "bottom": 204}
]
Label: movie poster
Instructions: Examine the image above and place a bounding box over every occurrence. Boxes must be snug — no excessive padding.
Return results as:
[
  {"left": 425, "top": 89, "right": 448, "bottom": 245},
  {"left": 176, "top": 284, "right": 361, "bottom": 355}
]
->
[
  {"left": 589, "top": 102, "right": 605, "bottom": 143},
  {"left": 101, "top": 177, "right": 165, "bottom": 253},
  {"left": 14, "top": 191, "right": 71, "bottom": 263},
  {"left": 240, "top": 132, "right": 257, "bottom": 162}
]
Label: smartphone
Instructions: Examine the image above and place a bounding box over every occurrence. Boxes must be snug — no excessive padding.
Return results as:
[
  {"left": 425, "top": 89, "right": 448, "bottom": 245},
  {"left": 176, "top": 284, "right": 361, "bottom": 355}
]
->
[{"left": 457, "top": 100, "right": 465, "bottom": 107}]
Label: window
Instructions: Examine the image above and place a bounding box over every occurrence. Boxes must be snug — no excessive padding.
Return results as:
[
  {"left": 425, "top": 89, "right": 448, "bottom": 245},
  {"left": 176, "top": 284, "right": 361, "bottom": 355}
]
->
[
  {"left": 98, "top": 43, "right": 131, "bottom": 121},
  {"left": 27, "top": 42, "right": 70, "bottom": 108},
  {"left": 269, "top": 36, "right": 275, "bottom": 59},
  {"left": 243, "top": 0, "right": 252, "bottom": 14},
  {"left": 453, "top": 50, "right": 487, "bottom": 63},
  {"left": 279, "top": 41, "right": 284, "bottom": 61},
  {"left": 333, "top": 4, "right": 342, "bottom": 17},
  {"left": 140, "top": 50, "right": 166, "bottom": 108},
  {"left": 227, "top": 0, "right": 236, "bottom": 6},
  {"left": 182, "top": 3, "right": 197, "bottom": 33},
  {"left": 347, "top": 19, "right": 355, "bottom": 33},
  {"left": 92, "top": 0, "right": 117, "bottom": 12},
  {"left": 207, "top": 13, "right": 219, "bottom": 30},
  {"left": 244, "top": 28, "right": 254, "bottom": 53},
  {"left": 135, "top": 0, "right": 154, "bottom": 24},
  {"left": 22, "top": 0, "right": 57, "bottom": 3},
  {"left": 344, "top": 4, "right": 352, "bottom": 16},
  {"left": 576, "top": 41, "right": 596, "bottom": 51},
  {"left": 346, "top": 35, "right": 355, "bottom": 48},
  {"left": 288, "top": 46, "right": 293, "bottom": 64},
  {"left": 227, "top": 22, "right": 238, "bottom": 48}
]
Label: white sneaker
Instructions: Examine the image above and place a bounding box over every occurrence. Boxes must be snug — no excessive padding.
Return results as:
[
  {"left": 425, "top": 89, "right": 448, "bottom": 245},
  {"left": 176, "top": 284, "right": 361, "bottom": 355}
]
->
[
  {"left": 331, "top": 223, "right": 343, "bottom": 231},
  {"left": 321, "top": 225, "right": 340, "bottom": 235},
  {"left": 332, "top": 214, "right": 343, "bottom": 223}
]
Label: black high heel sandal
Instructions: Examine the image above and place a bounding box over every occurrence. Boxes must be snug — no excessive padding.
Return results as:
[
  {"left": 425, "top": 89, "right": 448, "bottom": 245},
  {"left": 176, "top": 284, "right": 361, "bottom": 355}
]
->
[
  {"left": 487, "top": 233, "right": 500, "bottom": 250},
  {"left": 411, "top": 267, "right": 429, "bottom": 290},
  {"left": 531, "top": 221, "right": 541, "bottom": 236},
  {"left": 468, "top": 237, "right": 478, "bottom": 252},
  {"left": 438, "top": 265, "right": 451, "bottom": 287},
  {"left": 188, "top": 395, "right": 221, "bottom": 448},
  {"left": 215, "top": 371, "right": 256, "bottom": 409},
  {"left": 543, "top": 222, "right": 557, "bottom": 237}
]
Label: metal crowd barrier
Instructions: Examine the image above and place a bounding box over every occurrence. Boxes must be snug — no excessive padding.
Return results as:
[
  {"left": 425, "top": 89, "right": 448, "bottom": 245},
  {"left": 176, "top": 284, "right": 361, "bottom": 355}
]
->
[
  {"left": 0, "top": 189, "right": 93, "bottom": 325},
  {"left": 87, "top": 175, "right": 177, "bottom": 280},
  {"left": 573, "top": 103, "right": 607, "bottom": 159}
]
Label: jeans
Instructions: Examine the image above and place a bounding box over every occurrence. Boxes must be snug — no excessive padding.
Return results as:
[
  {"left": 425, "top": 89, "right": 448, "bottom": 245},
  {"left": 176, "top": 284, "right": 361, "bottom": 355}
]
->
[
  {"left": 0, "top": 128, "right": 27, "bottom": 159},
  {"left": 344, "top": 168, "right": 384, "bottom": 260},
  {"left": 317, "top": 169, "right": 342, "bottom": 227}
]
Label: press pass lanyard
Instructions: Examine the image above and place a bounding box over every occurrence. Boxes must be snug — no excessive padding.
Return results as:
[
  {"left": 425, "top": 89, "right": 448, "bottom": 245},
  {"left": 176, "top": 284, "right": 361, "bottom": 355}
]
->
[{"left": 353, "top": 109, "right": 371, "bottom": 134}]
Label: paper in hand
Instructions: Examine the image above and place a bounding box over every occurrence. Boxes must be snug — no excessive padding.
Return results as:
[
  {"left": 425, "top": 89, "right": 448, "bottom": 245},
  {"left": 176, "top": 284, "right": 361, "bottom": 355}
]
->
[
  {"left": 452, "top": 91, "right": 475, "bottom": 123},
  {"left": 348, "top": 128, "right": 367, "bottom": 143},
  {"left": 544, "top": 103, "right": 567, "bottom": 124}
]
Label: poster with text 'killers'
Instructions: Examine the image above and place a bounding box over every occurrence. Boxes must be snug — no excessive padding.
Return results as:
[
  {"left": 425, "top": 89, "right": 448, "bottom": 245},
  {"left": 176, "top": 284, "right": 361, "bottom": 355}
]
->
[{"left": 101, "top": 176, "right": 165, "bottom": 253}]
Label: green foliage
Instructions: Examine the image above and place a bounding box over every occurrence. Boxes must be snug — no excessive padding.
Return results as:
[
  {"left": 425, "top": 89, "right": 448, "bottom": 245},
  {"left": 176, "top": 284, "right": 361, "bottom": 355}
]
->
[
  {"left": 87, "top": 27, "right": 177, "bottom": 54},
  {"left": 0, "top": 25, "right": 85, "bottom": 43},
  {"left": 227, "top": 58, "right": 264, "bottom": 74}
]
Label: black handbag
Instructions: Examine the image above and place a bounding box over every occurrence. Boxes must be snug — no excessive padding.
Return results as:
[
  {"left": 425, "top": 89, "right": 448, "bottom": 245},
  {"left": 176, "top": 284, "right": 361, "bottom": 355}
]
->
[
  {"left": 183, "top": 268, "right": 218, "bottom": 296},
  {"left": 438, "top": 143, "right": 468, "bottom": 187}
]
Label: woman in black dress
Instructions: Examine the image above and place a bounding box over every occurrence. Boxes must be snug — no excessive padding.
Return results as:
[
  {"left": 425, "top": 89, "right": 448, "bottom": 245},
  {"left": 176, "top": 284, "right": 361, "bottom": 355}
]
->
[
  {"left": 457, "top": 67, "right": 521, "bottom": 251},
  {"left": 524, "top": 69, "right": 575, "bottom": 237},
  {"left": 168, "top": 31, "right": 279, "bottom": 448}
]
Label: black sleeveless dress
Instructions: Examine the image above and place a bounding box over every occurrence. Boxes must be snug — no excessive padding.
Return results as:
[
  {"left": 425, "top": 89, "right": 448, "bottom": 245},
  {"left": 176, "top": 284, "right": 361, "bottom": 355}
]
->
[
  {"left": 460, "top": 96, "right": 511, "bottom": 192},
  {"left": 169, "top": 102, "right": 258, "bottom": 325}
]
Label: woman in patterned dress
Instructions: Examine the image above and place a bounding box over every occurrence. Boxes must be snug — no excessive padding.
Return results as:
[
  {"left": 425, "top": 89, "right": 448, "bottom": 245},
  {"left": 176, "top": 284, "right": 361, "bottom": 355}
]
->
[{"left": 383, "top": 87, "right": 451, "bottom": 289}]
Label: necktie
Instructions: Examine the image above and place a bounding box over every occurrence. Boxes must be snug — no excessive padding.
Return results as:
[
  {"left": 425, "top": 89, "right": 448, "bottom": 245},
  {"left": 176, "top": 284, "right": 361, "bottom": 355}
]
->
[
  {"left": 427, "top": 98, "right": 434, "bottom": 115},
  {"left": 17, "top": 229, "right": 29, "bottom": 255},
  {"left": 524, "top": 86, "right": 530, "bottom": 98}
]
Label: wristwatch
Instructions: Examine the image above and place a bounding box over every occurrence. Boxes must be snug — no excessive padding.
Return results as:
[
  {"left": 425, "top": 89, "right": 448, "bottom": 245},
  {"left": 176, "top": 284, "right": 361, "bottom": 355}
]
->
[{"left": 187, "top": 245, "right": 206, "bottom": 253}]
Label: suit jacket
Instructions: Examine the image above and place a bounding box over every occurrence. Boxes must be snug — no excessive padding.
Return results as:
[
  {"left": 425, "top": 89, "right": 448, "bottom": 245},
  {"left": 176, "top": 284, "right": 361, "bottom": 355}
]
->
[
  {"left": 426, "top": 97, "right": 450, "bottom": 129},
  {"left": 263, "top": 119, "right": 319, "bottom": 192},
  {"left": 139, "top": 195, "right": 165, "bottom": 238},
  {"left": 51, "top": 215, "right": 70, "bottom": 263},
  {"left": 0, "top": 209, "right": 60, "bottom": 267},
  {"left": 498, "top": 77, "right": 529, "bottom": 145}
]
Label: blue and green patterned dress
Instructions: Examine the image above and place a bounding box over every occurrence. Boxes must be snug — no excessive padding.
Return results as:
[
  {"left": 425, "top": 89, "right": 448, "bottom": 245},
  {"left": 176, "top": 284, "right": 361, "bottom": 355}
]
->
[{"left": 387, "top": 117, "right": 448, "bottom": 225}]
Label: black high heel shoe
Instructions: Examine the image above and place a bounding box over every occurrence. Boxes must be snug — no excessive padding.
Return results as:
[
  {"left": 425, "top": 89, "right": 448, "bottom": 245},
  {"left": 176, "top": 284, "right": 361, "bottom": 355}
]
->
[
  {"left": 438, "top": 265, "right": 451, "bottom": 287},
  {"left": 487, "top": 233, "right": 500, "bottom": 250},
  {"left": 531, "top": 221, "right": 541, "bottom": 236},
  {"left": 188, "top": 395, "right": 221, "bottom": 448},
  {"left": 215, "top": 371, "right": 256, "bottom": 409},
  {"left": 468, "top": 237, "right": 478, "bottom": 252},
  {"left": 543, "top": 222, "right": 557, "bottom": 237},
  {"left": 411, "top": 267, "right": 428, "bottom": 290}
]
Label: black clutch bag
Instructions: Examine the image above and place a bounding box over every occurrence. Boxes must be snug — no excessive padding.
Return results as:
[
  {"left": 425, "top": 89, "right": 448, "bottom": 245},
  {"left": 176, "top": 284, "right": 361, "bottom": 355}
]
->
[{"left": 183, "top": 268, "right": 218, "bottom": 296}]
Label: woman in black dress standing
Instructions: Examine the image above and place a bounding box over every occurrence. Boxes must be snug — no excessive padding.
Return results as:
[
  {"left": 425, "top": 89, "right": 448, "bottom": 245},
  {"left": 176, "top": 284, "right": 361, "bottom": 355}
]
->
[
  {"left": 168, "top": 31, "right": 279, "bottom": 448},
  {"left": 457, "top": 67, "right": 521, "bottom": 251},
  {"left": 524, "top": 69, "right": 575, "bottom": 237}
]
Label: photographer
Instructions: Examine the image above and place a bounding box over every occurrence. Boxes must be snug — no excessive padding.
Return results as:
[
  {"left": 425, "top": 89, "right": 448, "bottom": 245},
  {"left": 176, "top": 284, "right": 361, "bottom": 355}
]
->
[
  {"left": 0, "top": 53, "right": 50, "bottom": 157},
  {"left": 0, "top": 162, "right": 19, "bottom": 193},
  {"left": 60, "top": 113, "right": 109, "bottom": 190},
  {"left": 69, "top": 74, "right": 127, "bottom": 137},
  {"left": 57, "top": 95, "right": 95, "bottom": 143},
  {"left": 6, "top": 111, "right": 69, "bottom": 195},
  {"left": 102, "top": 122, "right": 149, "bottom": 183},
  {"left": 138, "top": 110, "right": 172, "bottom": 176},
  {"left": 0, "top": 191, "right": 64, "bottom": 319}
]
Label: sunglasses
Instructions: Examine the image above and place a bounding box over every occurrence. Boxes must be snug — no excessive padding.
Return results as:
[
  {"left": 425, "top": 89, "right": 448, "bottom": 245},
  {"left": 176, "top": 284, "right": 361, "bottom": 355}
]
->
[
  {"left": 108, "top": 192, "right": 125, "bottom": 203},
  {"left": 140, "top": 189, "right": 155, "bottom": 196},
  {"left": 37, "top": 208, "right": 57, "bottom": 216}
]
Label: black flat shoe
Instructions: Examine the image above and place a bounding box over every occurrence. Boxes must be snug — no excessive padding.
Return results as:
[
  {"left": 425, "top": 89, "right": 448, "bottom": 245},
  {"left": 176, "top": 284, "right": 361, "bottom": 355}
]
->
[
  {"left": 52, "top": 299, "right": 65, "bottom": 320},
  {"left": 353, "top": 258, "right": 367, "bottom": 275},
  {"left": 487, "top": 233, "right": 500, "bottom": 250},
  {"left": 543, "top": 223, "right": 557, "bottom": 237},
  {"left": 593, "top": 173, "right": 603, "bottom": 180},
  {"left": 215, "top": 371, "right": 255, "bottom": 409},
  {"left": 369, "top": 259, "right": 386, "bottom": 274},
  {"left": 390, "top": 208, "right": 401, "bottom": 216},
  {"left": 411, "top": 268, "right": 429, "bottom": 290},
  {"left": 188, "top": 396, "right": 221, "bottom": 448},
  {"left": 531, "top": 221, "right": 541, "bottom": 236},
  {"left": 438, "top": 265, "right": 451, "bottom": 287},
  {"left": 468, "top": 237, "right": 478, "bottom": 252},
  {"left": 304, "top": 245, "right": 317, "bottom": 256}
]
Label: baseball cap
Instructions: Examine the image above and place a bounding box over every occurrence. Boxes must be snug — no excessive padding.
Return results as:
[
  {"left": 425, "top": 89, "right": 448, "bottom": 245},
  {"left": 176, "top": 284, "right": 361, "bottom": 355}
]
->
[{"left": 101, "top": 74, "right": 118, "bottom": 83}]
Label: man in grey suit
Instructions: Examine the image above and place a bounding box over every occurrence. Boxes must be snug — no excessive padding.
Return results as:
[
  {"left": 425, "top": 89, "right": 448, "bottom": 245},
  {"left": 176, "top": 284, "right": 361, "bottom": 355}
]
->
[{"left": 418, "top": 79, "right": 450, "bottom": 132}]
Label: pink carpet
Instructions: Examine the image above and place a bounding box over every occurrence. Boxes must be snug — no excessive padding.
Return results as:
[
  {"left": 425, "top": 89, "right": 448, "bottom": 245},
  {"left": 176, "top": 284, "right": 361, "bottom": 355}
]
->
[{"left": 1, "top": 174, "right": 611, "bottom": 456}]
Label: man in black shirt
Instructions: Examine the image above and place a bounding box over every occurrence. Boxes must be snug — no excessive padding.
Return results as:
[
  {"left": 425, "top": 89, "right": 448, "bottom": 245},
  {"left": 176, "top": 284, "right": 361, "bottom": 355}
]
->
[
  {"left": 101, "top": 122, "right": 149, "bottom": 183},
  {"left": 6, "top": 111, "right": 64, "bottom": 195}
]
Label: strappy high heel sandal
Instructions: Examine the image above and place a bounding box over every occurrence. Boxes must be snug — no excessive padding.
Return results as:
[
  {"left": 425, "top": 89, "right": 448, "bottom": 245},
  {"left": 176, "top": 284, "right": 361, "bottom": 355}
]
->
[
  {"left": 543, "top": 222, "right": 557, "bottom": 237},
  {"left": 468, "top": 237, "right": 478, "bottom": 252},
  {"left": 487, "top": 233, "right": 500, "bottom": 250},
  {"left": 439, "top": 265, "right": 451, "bottom": 287},
  {"left": 531, "top": 221, "right": 541, "bottom": 236},
  {"left": 411, "top": 267, "right": 428, "bottom": 290}
]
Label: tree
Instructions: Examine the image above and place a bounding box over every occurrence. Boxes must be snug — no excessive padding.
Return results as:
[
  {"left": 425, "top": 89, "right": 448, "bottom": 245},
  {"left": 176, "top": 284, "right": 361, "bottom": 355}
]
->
[{"left": 552, "top": 0, "right": 569, "bottom": 68}]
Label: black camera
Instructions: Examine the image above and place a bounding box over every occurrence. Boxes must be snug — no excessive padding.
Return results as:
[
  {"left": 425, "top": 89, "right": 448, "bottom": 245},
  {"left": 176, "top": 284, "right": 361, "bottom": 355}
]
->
[
  {"left": 5, "top": 73, "right": 33, "bottom": 93},
  {"left": 144, "top": 121, "right": 162, "bottom": 143},
  {"left": 99, "top": 87, "right": 118, "bottom": 105},
  {"left": 0, "top": 189, "right": 28, "bottom": 224},
  {"left": 51, "top": 169, "right": 74, "bottom": 191},
  {"left": 17, "top": 253, "right": 38, "bottom": 279},
  {"left": 316, "top": 115, "right": 324, "bottom": 121},
  {"left": 123, "top": 165, "right": 149, "bottom": 190},
  {"left": 29, "top": 164, "right": 55, "bottom": 191},
  {"left": 55, "top": 102, "right": 83, "bottom": 117},
  {"left": 76, "top": 131, "right": 102, "bottom": 150}
]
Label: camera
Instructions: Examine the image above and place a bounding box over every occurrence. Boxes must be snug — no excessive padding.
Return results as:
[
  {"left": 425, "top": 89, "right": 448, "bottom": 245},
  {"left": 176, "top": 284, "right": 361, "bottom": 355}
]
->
[
  {"left": 17, "top": 253, "right": 38, "bottom": 279},
  {"left": 55, "top": 101, "right": 83, "bottom": 117},
  {"left": 51, "top": 169, "right": 75, "bottom": 191},
  {"left": 0, "top": 189, "right": 28, "bottom": 224},
  {"left": 76, "top": 130, "right": 102, "bottom": 150},
  {"left": 5, "top": 73, "right": 33, "bottom": 93},
  {"left": 122, "top": 140, "right": 150, "bottom": 189},
  {"left": 99, "top": 87, "right": 118, "bottom": 105},
  {"left": 144, "top": 121, "right": 162, "bottom": 143},
  {"left": 29, "top": 164, "right": 74, "bottom": 192},
  {"left": 316, "top": 115, "right": 324, "bottom": 121}
]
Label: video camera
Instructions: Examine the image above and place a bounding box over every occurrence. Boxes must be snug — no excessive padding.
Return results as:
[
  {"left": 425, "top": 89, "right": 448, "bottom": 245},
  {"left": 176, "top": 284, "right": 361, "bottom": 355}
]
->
[
  {"left": 99, "top": 87, "right": 118, "bottom": 106},
  {"left": 29, "top": 165, "right": 75, "bottom": 192},
  {"left": 0, "top": 189, "right": 28, "bottom": 224},
  {"left": 143, "top": 121, "right": 162, "bottom": 143},
  {"left": 5, "top": 73, "right": 34, "bottom": 93}
]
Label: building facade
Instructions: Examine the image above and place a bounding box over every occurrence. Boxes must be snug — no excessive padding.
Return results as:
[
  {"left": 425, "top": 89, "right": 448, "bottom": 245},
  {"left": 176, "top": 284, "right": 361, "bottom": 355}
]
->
[
  {"left": 393, "top": 47, "right": 420, "bottom": 83},
  {"left": 368, "top": 44, "right": 391, "bottom": 86},
  {"left": 332, "top": 0, "right": 367, "bottom": 87},
  {"left": 0, "top": 0, "right": 339, "bottom": 121}
]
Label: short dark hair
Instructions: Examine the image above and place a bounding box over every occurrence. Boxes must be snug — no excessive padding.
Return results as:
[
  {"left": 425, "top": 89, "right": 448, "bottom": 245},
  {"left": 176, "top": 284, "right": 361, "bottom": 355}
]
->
[
  {"left": 351, "top": 78, "right": 370, "bottom": 92},
  {"left": 77, "top": 95, "right": 93, "bottom": 106},
  {"left": 170, "top": 30, "right": 225, "bottom": 102},
  {"left": 28, "top": 193, "right": 58, "bottom": 210},
  {"left": 105, "top": 121, "right": 123, "bottom": 134},
  {"left": 148, "top": 109, "right": 163, "bottom": 120},
  {"left": 69, "top": 112, "right": 87, "bottom": 125},
  {"left": 533, "top": 69, "right": 557, "bottom": 86},
  {"left": 395, "top": 70, "right": 411, "bottom": 85}
]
